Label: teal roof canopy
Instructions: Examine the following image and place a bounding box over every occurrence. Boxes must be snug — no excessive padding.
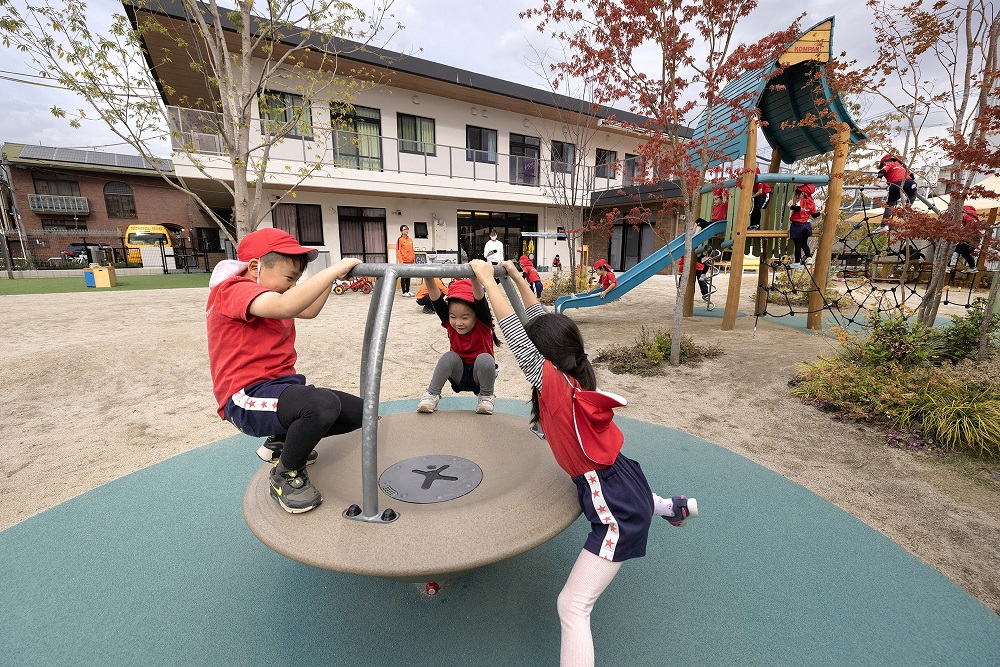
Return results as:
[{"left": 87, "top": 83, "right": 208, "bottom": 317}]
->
[{"left": 690, "top": 17, "right": 864, "bottom": 169}]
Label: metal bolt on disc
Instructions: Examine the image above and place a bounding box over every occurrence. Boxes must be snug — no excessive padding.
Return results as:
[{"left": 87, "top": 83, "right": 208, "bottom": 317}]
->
[{"left": 379, "top": 455, "right": 483, "bottom": 504}]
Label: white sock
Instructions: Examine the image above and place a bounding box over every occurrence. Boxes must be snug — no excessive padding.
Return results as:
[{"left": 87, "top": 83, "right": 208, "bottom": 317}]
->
[{"left": 652, "top": 493, "right": 675, "bottom": 517}]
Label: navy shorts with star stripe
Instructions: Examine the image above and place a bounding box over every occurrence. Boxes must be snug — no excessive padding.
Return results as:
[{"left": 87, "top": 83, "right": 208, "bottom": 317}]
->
[
  {"left": 223, "top": 373, "right": 306, "bottom": 438},
  {"left": 573, "top": 454, "right": 654, "bottom": 563}
]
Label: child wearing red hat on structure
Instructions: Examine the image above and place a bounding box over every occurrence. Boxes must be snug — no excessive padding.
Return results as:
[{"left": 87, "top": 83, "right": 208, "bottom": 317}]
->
[
  {"left": 416, "top": 275, "right": 501, "bottom": 415},
  {"left": 787, "top": 184, "right": 824, "bottom": 268},
  {"left": 956, "top": 205, "right": 982, "bottom": 274},
  {"left": 592, "top": 258, "right": 617, "bottom": 298},
  {"left": 469, "top": 258, "right": 698, "bottom": 667},
  {"left": 519, "top": 254, "right": 544, "bottom": 298},
  {"left": 206, "top": 227, "right": 363, "bottom": 514},
  {"left": 875, "top": 154, "right": 917, "bottom": 233}
]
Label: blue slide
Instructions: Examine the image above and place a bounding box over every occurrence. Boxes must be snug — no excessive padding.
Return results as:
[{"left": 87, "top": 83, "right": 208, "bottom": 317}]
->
[{"left": 555, "top": 220, "right": 728, "bottom": 313}]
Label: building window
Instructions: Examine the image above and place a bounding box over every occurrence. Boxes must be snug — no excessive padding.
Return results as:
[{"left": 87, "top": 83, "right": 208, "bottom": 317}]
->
[
  {"left": 32, "top": 171, "right": 80, "bottom": 197},
  {"left": 595, "top": 149, "right": 617, "bottom": 179},
  {"left": 331, "top": 103, "right": 382, "bottom": 171},
  {"left": 466, "top": 125, "right": 498, "bottom": 163},
  {"left": 103, "top": 181, "right": 137, "bottom": 219},
  {"left": 273, "top": 203, "right": 324, "bottom": 245},
  {"left": 398, "top": 114, "right": 436, "bottom": 155},
  {"left": 40, "top": 218, "right": 87, "bottom": 231},
  {"left": 259, "top": 90, "right": 313, "bottom": 140},
  {"left": 338, "top": 206, "right": 388, "bottom": 263},
  {"left": 551, "top": 140, "right": 575, "bottom": 173},
  {"left": 509, "top": 133, "right": 540, "bottom": 186},
  {"left": 623, "top": 154, "right": 641, "bottom": 187}
]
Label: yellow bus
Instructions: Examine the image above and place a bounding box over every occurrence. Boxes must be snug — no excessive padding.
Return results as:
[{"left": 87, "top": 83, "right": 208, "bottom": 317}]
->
[{"left": 125, "top": 224, "right": 175, "bottom": 264}]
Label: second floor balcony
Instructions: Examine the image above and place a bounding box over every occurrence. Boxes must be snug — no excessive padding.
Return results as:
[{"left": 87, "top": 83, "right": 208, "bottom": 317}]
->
[
  {"left": 166, "top": 106, "right": 645, "bottom": 197},
  {"left": 28, "top": 194, "right": 90, "bottom": 215}
]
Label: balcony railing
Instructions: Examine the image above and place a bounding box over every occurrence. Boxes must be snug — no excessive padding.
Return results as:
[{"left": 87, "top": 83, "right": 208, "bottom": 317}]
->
[
  {"left": 28, "top": 194, "right": 90, "bottom": 214},
  {"left": 165, "top": 105, "right": 645, "bottom": 196}
]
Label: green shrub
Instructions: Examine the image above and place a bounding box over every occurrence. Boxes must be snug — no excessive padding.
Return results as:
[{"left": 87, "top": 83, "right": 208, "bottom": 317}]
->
[
  {"left": 540, "top": 268, "right": 592, "bottom": 304},
  {"left": 931, "top": 299, "right": 1000, "bottom": 363},
  {"left": 895, "top": 382, "right": 1000, "bottom": 459},
  {"left": 836, "top": 313, "right": 940, "bottom": 368}
]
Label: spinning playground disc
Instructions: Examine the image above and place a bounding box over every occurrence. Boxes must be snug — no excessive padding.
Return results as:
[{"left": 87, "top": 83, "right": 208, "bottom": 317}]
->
[{"left": 243, "top": 411, "right": 580, "bottom": 582}]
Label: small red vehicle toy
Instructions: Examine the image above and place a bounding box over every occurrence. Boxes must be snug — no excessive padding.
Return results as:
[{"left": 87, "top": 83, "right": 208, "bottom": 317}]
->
[{"left": 333, "top": 276, "right": 374, "bottom": 295}]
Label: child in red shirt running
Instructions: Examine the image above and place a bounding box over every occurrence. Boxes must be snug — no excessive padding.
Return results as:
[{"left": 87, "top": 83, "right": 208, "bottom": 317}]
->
[
  {"left": 956, "top": 205, "right": 982, "bottom": 274},
  {"left": 416, "top": 277, "right": 501, "bottom": 415},
  {"left": 206, "top": 228, "right": 362, "bottom": 514},
  {"left": 519, "top": 254, "right": 543, "bottom": 297},
  {"left": 592, "top": 258, "right": 617, "bottom": 298},
  {"left": 470, "top": 258, "right": 697, "bottom": 667}
]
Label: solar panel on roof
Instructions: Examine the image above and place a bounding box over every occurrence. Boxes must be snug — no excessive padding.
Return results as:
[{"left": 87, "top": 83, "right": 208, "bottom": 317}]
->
[{"left": 15, "top": 144, "right": 171, "bottom": 171}]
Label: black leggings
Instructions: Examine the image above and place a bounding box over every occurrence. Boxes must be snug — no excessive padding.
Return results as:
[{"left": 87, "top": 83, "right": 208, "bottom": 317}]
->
[
  {"left": 956, "top": 243, "right": 976, "bottom": 268},
  {"left": 276, "top": 385, "right": 363, "bottom": 470},
  {"left": 792, "top": 237, "right": 811, "bottom": 263},
  {"left": 401, "top": 277, "right": 411, "bottom": 293},
  {"left": 750, "top": 193, "right": 769, "bottom": 227}
]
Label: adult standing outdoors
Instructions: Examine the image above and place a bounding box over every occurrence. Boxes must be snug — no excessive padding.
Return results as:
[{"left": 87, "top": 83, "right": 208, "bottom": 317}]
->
[
  {"left": 396, "top": 224, "right": 415, "bottom": 296},
  {"left": 483, "top": 229, "right": 504, "bottom": 282}
]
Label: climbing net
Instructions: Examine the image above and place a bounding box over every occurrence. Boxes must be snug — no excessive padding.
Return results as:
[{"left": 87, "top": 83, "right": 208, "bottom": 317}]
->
[{"left": 754, "top": 189, "right": 982, "bottom": 329}]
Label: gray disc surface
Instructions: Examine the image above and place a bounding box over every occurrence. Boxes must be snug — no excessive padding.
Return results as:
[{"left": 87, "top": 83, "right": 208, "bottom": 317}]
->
[{"left": 379, "top": 455, "right": 483, "bottom": 503}]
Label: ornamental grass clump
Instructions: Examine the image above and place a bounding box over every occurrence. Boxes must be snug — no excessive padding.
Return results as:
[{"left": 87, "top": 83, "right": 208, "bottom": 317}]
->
[{"left": 792, "top": 309, "right": 1000, "bottom": 460}]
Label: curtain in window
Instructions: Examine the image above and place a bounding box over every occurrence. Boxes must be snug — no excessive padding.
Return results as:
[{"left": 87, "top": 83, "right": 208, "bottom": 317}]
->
[
  {"left": 273, "top": 204, "right": 297, "bottom": 236},
  {"left": 363, "top": 220, "right": 388, "bottom": 263},
  {"left": 296, "top": 205, "right": 324, "bottom": 245},
  {"left": 339, "top": 220, "right": 365, "bottom": 260}
]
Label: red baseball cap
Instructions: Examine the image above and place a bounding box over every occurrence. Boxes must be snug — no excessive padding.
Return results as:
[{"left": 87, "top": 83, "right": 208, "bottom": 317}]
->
[
  {"left": 237, "top": 228, "right": 319, "bottom": 262},
  {"left": 446, "top": 278, "right": 475, "bottom": 304},
  {"left": 593, "top": 259, "right": 611, "bottom": 270}
]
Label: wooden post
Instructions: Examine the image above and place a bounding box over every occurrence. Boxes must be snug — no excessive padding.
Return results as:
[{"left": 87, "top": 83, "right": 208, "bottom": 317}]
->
[
  {"left": 971, "top": 207, "right": 997, "bottom": 290},
  {"left": 764, "top": 148, "right": 782, "bottom": 231},
  {"left": 807, "top": 123, "right": 850, "bottom": 330},
  {"left": 683, "top": 252, "right": 697, "bottom": 316},
  {"left": 722, "top": 118, "right": 759, "bottom": 330}
]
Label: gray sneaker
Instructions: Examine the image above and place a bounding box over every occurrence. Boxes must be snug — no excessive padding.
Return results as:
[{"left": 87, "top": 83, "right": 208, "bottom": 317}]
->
[
  {"left": 269, "top": 466, "right": 322, "bottom": 514},
  {"left": 476, "top": 393, "right": 495, "bottom": 415},
  {"left": 417, "top": 391, "right": 440, "bottom": 413}
]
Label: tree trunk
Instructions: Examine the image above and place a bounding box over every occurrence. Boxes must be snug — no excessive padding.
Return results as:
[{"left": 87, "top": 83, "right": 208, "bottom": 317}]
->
[
  {"left": 669, "top": 206, "right": 695, "bottom": 366},
  {"left": 917, "top": 241, "right": 954, "bottom": 325},
  {"left": 978, "top": 270, "right": 1000, "bottom": 362}
]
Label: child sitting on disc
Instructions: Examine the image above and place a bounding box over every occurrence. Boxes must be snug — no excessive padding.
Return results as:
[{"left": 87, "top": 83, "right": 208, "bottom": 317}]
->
[{"left": 416, "top": 275, "right": 501, "bottom": 415}]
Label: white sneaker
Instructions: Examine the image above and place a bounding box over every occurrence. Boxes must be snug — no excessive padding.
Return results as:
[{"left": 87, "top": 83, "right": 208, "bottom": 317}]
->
[
  {"left": 963, "top": 268, "right": 979, "bottom": 274},
  {"left": 873, "top": 224, "right": 890, "bottom": 234},
  {"left": 804, "top": 257, "right": 813, "bottom": 265},
  {"left": 476, "top": 393, "right": 495, "bottom": 415},
  {"left": 417, "top": 391, "right": 440, "bottom": 413},
  {"left": 789, "top": 262, "right": 802, "bottom": 269}
]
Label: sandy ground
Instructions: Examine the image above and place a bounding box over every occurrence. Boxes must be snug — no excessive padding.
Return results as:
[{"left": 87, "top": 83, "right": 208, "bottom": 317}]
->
[{"left": 1, "top": 273, "right": 998, "bottom": 614}]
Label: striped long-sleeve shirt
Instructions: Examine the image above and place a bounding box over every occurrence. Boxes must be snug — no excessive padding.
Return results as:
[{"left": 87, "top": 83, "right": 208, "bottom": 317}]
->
[{"left": 497, "top": 303, "right": 546, "bottom": 390}]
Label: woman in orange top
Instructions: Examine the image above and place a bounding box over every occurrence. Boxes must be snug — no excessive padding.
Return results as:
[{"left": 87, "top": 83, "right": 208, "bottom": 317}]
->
[{"left": 396, "top": 225, "right": 416, "bottom": 296}]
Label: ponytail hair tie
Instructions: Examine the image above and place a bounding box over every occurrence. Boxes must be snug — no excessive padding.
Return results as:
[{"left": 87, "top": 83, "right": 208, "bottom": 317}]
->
[{"left": 576, "top": 352, "right": 588, "bottom": 365}]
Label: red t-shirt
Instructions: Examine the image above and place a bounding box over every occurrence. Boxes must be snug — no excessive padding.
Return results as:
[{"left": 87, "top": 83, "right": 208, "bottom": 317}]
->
[
  {"left": 207, "top": 277, "right": 298, "bottom": 417},
  {"left": 524, "top": 266, "right": 541, "bottom": 283},
  {"left": 882, "top": 163, "right": 906, "bottom": 185},
  {"left": 790, "top": 195, "right": 818, "bottom": 223},
  {"left": 537, "top": 361, "right": 626, "bottom": 477},
  {"left": 444, "top": 319, "right": 495, "bottom": 365},
  {"left": 598, "top": 271, "right": 617, "bottom": 290},
  {"left": 711, "top": 190, "right": 729, "bottom": 221}
]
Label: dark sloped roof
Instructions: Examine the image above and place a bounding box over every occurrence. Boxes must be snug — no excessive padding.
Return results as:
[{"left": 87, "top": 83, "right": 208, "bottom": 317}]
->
[{"left": 690, "top": 17, "right": 864, "bottom": 168}]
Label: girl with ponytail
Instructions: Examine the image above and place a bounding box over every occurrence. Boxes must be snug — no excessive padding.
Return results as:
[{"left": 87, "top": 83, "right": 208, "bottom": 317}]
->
[{"left": 469, "top": 259, "right": 698, "bottom": 667}]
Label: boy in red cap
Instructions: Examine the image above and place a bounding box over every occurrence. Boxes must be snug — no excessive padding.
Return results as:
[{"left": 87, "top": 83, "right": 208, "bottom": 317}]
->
[
  {"left": 416, "top": 275, "right": 501, "bottom": 415},
  {"left": 519, "top": 254, "right": 543, "bottom": 298},
  {"left": 592, "top": 259, "right": 617, "bottom": 298},
  {"left": 206, "top": 227, "right": 362, "bottom": 514},
  {"left": 469, "top": 258, "right": 697, "bottom": 666}
]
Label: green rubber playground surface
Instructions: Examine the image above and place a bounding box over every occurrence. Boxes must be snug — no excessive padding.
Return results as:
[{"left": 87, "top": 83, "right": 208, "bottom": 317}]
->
[{"left": 1, "top": 398, "right": 997, "bottom": 666}]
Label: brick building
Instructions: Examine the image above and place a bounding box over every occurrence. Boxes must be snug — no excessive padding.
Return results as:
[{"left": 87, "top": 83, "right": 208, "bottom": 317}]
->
[{"left": 1, "top": 143, "right": 223, "bottom": 269}]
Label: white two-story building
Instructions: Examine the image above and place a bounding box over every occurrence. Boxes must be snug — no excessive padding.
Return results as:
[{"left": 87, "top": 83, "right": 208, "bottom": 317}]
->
[{"left": 128, "top": 0, "right": 668, "bottom": 271}]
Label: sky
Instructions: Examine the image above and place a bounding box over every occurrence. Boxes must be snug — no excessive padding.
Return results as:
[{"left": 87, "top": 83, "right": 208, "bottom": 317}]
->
[{"left": 0, "top": 0, "right": 891, "bottom": 158}]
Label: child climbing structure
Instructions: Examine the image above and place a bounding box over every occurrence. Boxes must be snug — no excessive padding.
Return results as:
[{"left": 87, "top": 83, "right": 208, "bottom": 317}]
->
[{"left": 570, "top": 17, "right": 863, "bottom": 331}]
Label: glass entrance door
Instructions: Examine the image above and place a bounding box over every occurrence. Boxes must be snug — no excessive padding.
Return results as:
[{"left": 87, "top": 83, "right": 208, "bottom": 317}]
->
[{"left": 457, "top": 210, "right": 539, "bottom": 263}]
